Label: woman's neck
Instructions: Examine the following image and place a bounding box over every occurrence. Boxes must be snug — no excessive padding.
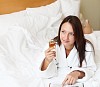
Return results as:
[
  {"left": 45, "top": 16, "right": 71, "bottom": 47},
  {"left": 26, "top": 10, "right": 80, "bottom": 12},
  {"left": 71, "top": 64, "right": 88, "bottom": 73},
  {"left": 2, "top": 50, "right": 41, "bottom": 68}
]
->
[
  {"left": 65, "top": 45, "right": 74, "bottom": 51},
  {"left": 65, "top": 49, "right": 71, "bottom": 57},
  {"left": 65, "top": 45, "right": 74, "bottom": 57}
]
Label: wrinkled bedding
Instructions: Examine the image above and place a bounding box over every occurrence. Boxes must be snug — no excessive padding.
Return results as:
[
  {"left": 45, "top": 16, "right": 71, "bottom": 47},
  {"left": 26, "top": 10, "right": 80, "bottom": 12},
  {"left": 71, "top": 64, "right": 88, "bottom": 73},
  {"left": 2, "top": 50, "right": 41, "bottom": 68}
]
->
[{"left": 0, "top": 25, "right": 100, "bottom": 87}]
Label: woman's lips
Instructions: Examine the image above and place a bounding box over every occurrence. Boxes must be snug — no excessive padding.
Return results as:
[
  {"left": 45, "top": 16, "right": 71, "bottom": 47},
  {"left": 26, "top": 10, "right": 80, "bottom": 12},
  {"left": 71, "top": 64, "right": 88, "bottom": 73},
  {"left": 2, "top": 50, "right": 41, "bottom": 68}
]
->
[{"left": 63, "top": 40, "right": 69, "bottom": 43}]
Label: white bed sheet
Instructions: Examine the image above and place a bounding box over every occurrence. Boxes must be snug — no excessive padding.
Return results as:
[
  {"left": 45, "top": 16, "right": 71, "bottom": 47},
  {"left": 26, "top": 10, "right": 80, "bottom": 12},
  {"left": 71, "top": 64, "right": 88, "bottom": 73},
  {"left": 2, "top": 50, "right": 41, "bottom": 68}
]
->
[
  {"left": 0, "top": 26, "right": 100, "bottom": 87},
  {"left": 0, "top": 26, "right": 40, "bottom": 87}
]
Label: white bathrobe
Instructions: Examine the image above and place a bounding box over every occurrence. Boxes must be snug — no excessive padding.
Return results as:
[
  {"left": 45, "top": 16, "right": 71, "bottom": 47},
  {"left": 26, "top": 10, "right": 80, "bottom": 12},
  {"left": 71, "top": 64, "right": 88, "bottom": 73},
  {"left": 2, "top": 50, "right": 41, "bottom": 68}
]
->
[{"left": 32, "top": 42, "right": 97, "bottom": 87}]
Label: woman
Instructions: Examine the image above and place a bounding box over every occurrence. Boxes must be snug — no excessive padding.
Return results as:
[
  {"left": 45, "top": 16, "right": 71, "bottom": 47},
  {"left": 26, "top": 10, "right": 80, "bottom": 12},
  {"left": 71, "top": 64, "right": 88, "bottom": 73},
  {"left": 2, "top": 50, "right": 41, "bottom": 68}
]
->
[{"left": 34, "top": 16, "right": 97, "bottom": 87}]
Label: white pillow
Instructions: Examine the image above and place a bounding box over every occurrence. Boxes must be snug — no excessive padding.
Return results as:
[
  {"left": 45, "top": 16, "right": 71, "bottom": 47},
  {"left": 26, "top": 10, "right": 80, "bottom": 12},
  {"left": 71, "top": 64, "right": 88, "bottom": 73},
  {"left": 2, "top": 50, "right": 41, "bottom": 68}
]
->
[
  {"left": 84, "top": 32, "right": 97, "bottom": 50},
  {"left": 95, "top": 50, "right": 100, "bottom": 66},
  {"left": 26, "top": 0, "right": 80, "bottom": 17},
  {"left": 60, "top": 0, "right": 80, "bottom": 17},
  {"left": 93, "top": 31, "right": 100, "bottom": 50},
  {"left": 26, "top": 0, "right": 61, "bottom": 17},
  {"left": 27, "top": 14, "right": 49, "bottom": 35},
  {"left": 26, "top": 13, "right": 62, "bottom": 49},
  {"left": 84, "top": 32, "right": 100, "bottom": 70},
  {"left": 97, "top": 37, "right": 100, "bottom": 50},
  {"left": 0, "top": 10, "right": 27, "bottom": 36}
]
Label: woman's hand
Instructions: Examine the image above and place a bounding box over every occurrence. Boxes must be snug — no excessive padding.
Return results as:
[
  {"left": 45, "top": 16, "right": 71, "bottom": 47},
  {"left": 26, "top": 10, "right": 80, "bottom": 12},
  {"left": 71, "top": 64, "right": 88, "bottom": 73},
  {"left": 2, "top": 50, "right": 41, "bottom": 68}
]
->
[
  {"left": 45, "top": 47, "right": 56, "bottom": 63},
  {"left": 41, "top": 47, "right": 56, "bottom": 71},
  {"left": 62, "top": 71, "right": 81, "bottom": 86}
]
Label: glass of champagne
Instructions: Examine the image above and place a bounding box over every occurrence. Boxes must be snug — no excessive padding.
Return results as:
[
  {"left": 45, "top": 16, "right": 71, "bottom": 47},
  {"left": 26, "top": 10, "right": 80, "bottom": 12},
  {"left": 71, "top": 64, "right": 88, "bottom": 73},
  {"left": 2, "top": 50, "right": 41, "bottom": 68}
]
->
[
  {"left": 49, "top": 39, "right": 58, "bottom": 64},
  {"left": 49, "top": 39, "right": 56, "bottom": 48}
]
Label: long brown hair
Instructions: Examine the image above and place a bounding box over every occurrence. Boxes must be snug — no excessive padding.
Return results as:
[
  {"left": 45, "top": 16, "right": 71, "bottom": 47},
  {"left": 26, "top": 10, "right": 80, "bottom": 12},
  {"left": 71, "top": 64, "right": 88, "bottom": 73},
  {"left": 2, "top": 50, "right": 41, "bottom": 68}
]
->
[{"left": 54, "top": 15, "right": 94, "bottom": 67}]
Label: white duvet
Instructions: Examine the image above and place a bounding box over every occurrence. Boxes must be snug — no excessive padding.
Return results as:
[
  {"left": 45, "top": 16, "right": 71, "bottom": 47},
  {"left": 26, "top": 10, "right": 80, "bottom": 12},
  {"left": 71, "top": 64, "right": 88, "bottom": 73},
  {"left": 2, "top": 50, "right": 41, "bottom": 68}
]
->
[
  {"left": 0, "top": 23, "right": 61, "bottom": 86},
  {"left": 0, "top": 25, "right": 100, "bottom": 87},
  {"left": 0, "top": 26, "right": 42, "bottom": 87}
]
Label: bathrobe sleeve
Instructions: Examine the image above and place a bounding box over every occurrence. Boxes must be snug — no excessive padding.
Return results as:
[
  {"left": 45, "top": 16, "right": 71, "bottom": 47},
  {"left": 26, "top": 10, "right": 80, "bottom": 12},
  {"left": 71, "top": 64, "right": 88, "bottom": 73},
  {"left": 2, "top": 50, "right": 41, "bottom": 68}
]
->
[
  {"left": 70, "top": 43, "right": 97, "bottom": 82},
  {"left": 36, "top": 44, "right": 58, "bottom": 79}
]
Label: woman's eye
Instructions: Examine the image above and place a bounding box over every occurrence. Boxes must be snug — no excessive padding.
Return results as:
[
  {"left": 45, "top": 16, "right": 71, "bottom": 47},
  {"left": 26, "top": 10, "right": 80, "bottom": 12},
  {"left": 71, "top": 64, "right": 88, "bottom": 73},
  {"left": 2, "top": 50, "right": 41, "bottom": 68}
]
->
[
  {"left": 69, "top": 32, "right": 74, "bottom": 36},
  {"left": 61, "top": 31, "right": 65, "bottom": 33}
]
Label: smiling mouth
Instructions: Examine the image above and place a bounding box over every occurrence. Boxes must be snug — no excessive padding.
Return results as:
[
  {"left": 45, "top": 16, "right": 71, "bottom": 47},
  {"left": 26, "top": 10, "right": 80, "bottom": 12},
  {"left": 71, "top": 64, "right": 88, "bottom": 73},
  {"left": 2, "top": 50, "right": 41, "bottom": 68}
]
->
[{"left": 63, "top": 40, "right": 70, "bottom": 43}]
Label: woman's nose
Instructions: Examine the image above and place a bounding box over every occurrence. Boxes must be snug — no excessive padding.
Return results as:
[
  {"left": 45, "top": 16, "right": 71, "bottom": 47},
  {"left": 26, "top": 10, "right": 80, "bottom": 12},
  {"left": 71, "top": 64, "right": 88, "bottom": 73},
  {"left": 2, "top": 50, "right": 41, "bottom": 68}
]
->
[{"left": 65, "top": 33, "right": 69, "bottom": 39}]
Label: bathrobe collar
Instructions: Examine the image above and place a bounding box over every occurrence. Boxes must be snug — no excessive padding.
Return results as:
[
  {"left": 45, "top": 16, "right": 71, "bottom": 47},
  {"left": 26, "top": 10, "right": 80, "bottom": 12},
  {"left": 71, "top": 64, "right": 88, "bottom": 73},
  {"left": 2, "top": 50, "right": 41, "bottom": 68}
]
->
[{"left": 58, "top": 44, "right": 78, "bottom": 67}]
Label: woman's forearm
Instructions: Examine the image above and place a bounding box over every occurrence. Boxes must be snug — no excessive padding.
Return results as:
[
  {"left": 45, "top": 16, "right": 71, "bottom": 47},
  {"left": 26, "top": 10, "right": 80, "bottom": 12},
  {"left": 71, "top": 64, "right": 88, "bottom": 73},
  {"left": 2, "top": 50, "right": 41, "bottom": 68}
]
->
[
  {"left": 76, "top": 70, "right": 85, "bottom": 79},
  {"left": 41, "top": 58, "right": 51, "bottom": 71},
  {"left": 71, "top": 70, "right": 85, "bottom": 79}
]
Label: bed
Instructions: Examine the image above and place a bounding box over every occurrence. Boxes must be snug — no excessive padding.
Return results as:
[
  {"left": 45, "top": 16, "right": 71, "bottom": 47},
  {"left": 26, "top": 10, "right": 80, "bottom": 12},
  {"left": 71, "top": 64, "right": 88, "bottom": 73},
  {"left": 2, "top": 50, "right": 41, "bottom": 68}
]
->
[{"left": 0, "top": 0, "right": 100, "bottom": 87}]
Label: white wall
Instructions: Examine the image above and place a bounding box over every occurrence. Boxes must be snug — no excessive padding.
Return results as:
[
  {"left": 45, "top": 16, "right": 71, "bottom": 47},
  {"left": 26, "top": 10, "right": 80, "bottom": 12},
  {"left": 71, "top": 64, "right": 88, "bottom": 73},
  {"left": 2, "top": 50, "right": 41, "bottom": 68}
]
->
[{"left": 80, "top": 0, "right": 100, "bottom": 30}]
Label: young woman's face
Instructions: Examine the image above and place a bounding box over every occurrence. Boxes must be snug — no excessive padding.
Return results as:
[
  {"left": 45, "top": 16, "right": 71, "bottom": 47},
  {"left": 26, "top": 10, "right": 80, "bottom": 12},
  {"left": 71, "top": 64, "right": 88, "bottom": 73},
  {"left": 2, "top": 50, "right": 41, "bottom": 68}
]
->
[{"left": 60, "top": 22, "right": 75, "bottom": 49}]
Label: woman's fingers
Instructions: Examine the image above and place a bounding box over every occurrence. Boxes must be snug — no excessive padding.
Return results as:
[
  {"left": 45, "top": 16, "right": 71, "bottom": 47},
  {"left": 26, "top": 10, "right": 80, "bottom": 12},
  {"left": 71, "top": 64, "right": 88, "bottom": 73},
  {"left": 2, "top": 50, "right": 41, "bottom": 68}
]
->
[
  {"left": 62, "top": 77, "right": 68, "bottom": 86},
  {"left": 45, "top": 47, "right": 56, "bottom": 62},
  {"left": 46, "top": 47, "right": 55, "bottom": 53},
  {"left": 67, "top": 77, "right": 75, "bottom": 85},
  {"left": 62, "top": 74, "right": 77, "bottom": 86},
  {"left": 46, "top": 51, "right": 56, "bottom": 57}
]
